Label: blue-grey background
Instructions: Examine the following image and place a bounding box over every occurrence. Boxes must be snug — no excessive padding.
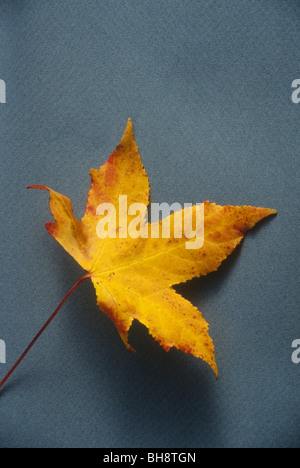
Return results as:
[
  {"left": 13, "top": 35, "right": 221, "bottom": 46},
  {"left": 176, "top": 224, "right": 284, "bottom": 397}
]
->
[{"left": 0, "top": 0, "right": 299, "bottom": 448}]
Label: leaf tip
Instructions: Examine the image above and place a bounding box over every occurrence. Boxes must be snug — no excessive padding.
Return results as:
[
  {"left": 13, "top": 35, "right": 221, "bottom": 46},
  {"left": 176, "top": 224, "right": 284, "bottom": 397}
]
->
[
  {"left": 125, "top": 117, "right": 133, "bottom": 134},
  {"left": 260, "top": 207, "right": 278, "bottom": 222},
  {"left": 27, "top": 184, "right": 49, "bottom": 191},
  {"left": 269, "top": 208, "right": 278, "bottom": 216}
]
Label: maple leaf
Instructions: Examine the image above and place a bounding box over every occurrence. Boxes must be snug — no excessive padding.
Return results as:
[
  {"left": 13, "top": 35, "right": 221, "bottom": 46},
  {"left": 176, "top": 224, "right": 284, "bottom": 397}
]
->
[
  {"left": 25, "top": 119, "right": 276, "bottom": 377},
  {"left": 0, "top": 120, "right": 276, "bottom": 390}
]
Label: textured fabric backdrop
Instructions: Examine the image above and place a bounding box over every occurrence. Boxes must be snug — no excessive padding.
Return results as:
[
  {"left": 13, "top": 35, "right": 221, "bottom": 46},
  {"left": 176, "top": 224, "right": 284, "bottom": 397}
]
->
[{"left": 0, "top": 0, "right": 299, "bottom": 448}]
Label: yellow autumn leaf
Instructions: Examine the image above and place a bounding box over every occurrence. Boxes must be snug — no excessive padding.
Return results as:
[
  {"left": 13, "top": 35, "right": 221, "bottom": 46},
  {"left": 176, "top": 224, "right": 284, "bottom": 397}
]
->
[{"left": 28, "top": 119, "right": 276, "bottom": 377}]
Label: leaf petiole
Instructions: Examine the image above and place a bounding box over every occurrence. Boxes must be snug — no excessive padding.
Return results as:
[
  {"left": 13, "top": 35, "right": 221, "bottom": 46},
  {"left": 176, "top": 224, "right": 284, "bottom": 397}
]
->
[{"left": 0, "top": 273, "right": 91, "bottom": 391}]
